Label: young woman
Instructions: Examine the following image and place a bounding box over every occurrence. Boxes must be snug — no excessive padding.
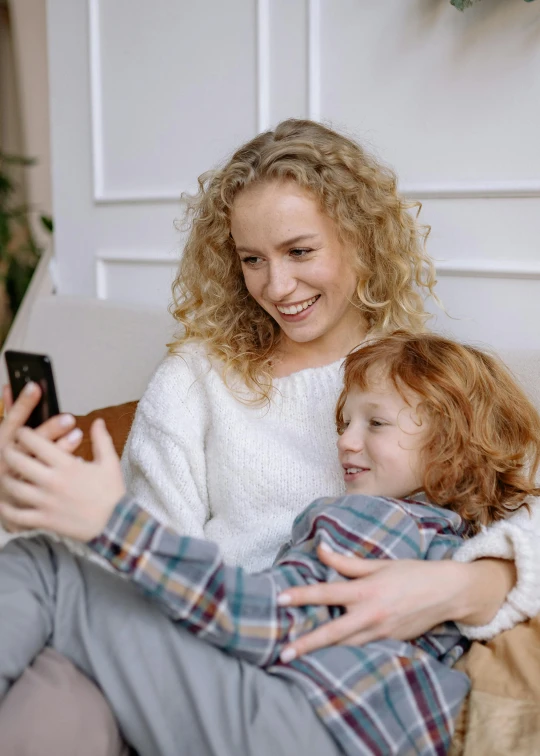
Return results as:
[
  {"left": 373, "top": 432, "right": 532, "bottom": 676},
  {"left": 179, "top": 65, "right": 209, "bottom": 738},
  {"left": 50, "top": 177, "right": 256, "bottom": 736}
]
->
[{"left": 0, "top": 120, "right": 538, "bottom": 753}]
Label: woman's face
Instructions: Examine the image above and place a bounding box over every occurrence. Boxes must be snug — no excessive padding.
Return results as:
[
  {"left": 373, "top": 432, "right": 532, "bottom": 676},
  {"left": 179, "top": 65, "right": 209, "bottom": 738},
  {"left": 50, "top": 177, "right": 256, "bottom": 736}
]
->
[{"left": 230, "top": 181, "right": 365, "bottom": 355}]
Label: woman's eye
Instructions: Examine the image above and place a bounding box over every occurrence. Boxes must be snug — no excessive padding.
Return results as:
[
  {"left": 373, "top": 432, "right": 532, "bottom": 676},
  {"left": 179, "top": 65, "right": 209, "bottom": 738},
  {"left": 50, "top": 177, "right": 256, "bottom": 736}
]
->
[
  {"left": 289, "top": 248, "right": 311, "bottom": 258},
  {"left": 241, "top": 256, "right": 263, "bottom": 266},
  {"left": 369, "top": 419, "right": 386, "bottom": 428},
  {"left": 336, "top": 420, "right": 349, "bottom": 435}
]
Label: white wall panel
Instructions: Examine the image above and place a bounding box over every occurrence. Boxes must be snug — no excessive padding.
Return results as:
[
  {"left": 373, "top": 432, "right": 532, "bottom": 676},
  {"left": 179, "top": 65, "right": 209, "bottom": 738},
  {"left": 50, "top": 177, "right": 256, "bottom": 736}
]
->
[
  {"left": 91, "top": 0, "right": 257, "bottom": 201},
  {"left": 96, "top": 251, "right": 177, "bottom": 307},
  {"left": 47, "top": 0, "right": 540, "bottom": 352},
  {"left": 317, "top": 0, "right": 540, "bottom": 188}
]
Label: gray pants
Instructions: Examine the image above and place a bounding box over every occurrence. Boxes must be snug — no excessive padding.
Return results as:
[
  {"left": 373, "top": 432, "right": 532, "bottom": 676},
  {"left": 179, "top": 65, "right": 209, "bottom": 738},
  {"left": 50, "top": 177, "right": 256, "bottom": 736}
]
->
[{"left": 0, "top": 537, "right": 341, "bottom": 756}]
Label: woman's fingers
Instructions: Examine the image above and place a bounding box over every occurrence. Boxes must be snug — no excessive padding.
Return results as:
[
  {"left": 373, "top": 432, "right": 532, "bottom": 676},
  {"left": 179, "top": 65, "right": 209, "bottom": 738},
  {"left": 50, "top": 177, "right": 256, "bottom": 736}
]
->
[
  {"left": 316, "top": 545, "right": 390, "bottom": 578},
  {"left": 280, "top": 609, "right": 378, "bottom": 661},
  {"left": 278, "top": 551, "right": 387, "bottom": 608}
]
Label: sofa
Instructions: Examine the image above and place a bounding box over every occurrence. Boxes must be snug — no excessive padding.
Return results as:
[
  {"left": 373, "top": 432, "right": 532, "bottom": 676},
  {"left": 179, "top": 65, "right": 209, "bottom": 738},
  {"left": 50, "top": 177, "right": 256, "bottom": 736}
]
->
[{"left": 2, "top": 294, "right": 540, "bottom": 755}]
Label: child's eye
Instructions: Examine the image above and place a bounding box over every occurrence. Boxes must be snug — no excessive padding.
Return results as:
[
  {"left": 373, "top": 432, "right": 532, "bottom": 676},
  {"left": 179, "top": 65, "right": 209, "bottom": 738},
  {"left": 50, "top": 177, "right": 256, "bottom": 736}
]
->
[
  {"left": 369, "top": 419, "right": 387, "bottom": 428},
  {"left": 336, "top": 420, "right": 349, "bottom": 435},
  {"left": 289, "top": 248, "right": 311, "bottom": 259}
]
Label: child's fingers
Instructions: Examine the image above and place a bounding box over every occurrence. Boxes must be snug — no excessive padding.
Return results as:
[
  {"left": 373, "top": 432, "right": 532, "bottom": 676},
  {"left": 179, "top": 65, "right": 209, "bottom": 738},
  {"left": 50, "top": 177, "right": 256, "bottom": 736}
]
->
[
  {"left": 0, "top": 499, "right": 47, "bottom": 532},
  {"left": 14, "top": 426, "right": 72, "bottom": 468},
  {"left": 2, "top": 384, "right": 13, "bottom": 414},
  {"left": 55, "top": 427, "right": 84, "bottom": 453},
  {"left": 1, "top": 473, "right": 48, "bottom": 510},
  {"left": 2, "top": 444, "right": 52, "bottom": 485},
  {"left": 0, "top": 383, "right": 41, "bottom": 439},
  {"left": 35, "top": 414, "right": 76, "bottom": 443},
  {"left": 90, "top": 418, "right": 119, "bottom": 464}
]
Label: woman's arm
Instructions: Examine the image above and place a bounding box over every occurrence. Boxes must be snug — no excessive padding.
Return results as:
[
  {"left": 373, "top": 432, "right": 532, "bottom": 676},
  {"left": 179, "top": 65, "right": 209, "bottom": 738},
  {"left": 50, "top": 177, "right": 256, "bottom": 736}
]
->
[
  {"left": 452, "top": 501, "right": 540, "bottom": 639},
  {"left": 274, "top": 539, "right": 520, "bottom": 659}
]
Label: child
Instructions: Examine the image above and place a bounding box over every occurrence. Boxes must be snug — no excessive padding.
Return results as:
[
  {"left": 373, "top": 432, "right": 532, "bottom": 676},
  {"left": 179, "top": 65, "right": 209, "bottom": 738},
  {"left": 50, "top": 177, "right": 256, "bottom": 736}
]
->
[{"left": 0, "top": 332, "right": 539, "bottom": 756}]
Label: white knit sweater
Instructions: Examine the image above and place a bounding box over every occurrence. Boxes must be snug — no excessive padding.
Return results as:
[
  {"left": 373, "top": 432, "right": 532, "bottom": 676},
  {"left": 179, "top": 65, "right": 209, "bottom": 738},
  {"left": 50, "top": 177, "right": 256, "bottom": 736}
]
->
[{"left": 122, "top": 341, "right": 540, "bottom": 639}]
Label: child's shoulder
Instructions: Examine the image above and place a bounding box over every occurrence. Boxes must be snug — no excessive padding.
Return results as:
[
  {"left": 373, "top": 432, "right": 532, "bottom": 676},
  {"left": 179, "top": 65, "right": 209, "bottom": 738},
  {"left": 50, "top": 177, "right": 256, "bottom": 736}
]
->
[{"left": 291, "top": 494, "right": 465, "bottom": 556}]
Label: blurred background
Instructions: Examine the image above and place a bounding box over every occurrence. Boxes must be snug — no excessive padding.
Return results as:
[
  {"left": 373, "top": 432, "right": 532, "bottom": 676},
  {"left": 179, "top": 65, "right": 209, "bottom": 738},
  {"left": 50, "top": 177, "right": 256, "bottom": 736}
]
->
[{"left": 1, "top": 0, "right": 540, "bottom": 350}]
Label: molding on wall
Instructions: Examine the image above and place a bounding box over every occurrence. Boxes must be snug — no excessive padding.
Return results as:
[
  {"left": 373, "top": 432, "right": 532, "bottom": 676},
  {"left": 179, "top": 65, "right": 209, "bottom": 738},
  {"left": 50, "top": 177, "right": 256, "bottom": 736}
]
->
[
  {"left": 401, "top": 180, "right": 540, "bottom": 199},
  {"left": 94, "top": 250, "right": 540, "bottom": 302},
  {"left": 307, "top": 0, "right": 321, "bottom": 121},
  {"left": 436, "top": 259, "right": 540, "bottom": 279},
  {"left": 89, "top": 0, "right": 268, "bottom": 205},
  {"left": 256, "top": 0, "right": 271, "bottom": 131},
  {"left": 88, "top": 0, "right": 104, "bottom": 201},
  {"left": 95, "top": 249, "right": 178, "bottom": 299}
]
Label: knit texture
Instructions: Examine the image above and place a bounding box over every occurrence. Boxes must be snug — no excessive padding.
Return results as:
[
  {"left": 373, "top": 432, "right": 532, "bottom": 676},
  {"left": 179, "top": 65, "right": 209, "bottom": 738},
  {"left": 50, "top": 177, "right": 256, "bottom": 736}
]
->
[
  {"left": 122, "top": 341, "right": 540, "bottom": 634},
  {"left": 122, "top": 342, "right": 346, "bottom": 572}
]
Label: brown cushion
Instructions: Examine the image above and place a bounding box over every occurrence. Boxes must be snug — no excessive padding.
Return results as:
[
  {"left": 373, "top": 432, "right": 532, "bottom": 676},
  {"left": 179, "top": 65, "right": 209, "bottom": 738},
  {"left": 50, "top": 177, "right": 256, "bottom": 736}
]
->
[{"left": 73, "top": 401, "right": 138, "bottom": 461}]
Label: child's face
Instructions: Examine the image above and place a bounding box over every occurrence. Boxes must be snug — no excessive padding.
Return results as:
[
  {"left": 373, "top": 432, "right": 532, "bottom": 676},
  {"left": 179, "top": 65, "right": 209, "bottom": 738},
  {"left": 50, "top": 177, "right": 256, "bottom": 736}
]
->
[{"left": 337, "top": 377, "right": 426, "bottom": 500}]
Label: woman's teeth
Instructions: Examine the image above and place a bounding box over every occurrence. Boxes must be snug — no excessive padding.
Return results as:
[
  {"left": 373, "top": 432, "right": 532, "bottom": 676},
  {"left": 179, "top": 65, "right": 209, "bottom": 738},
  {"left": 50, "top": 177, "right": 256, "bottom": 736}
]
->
[
  {"left": 276, "top": 296, "right": 319, "bottom": 315},
  {"left": 346, "top": 468, "right": 365, "bottom": 474}
]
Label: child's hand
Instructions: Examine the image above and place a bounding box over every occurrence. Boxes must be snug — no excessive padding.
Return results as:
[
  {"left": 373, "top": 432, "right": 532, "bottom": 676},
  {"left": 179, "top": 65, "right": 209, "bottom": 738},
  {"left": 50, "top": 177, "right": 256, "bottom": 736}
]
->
[{"left": 0, "top": 418, "right": 126, "bottom": 542}]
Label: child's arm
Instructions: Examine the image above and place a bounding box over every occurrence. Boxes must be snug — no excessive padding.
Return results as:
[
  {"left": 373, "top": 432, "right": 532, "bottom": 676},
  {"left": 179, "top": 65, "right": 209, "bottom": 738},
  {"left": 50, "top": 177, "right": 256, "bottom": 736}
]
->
[
  {"left": 0, "top": 420, "right": 333, "bottom": 667},
  {"left": 90, "top": 496, "right": 334, "bottom": 666}
]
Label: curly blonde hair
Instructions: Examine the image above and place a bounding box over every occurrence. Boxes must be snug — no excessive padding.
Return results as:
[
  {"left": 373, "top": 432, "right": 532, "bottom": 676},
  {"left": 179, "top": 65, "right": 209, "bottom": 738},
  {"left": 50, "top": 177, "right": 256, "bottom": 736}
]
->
[
  {"left": 171, "top": 119, "right": 437, "bottom": 400},
  {"left": 336, "top": 332, "right": 540, "bottom": 532}
]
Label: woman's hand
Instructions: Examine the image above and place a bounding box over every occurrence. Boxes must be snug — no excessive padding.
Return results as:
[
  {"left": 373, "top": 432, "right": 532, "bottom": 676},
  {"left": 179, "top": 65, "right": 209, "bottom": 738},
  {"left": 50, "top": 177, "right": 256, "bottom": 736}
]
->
[
  {"left": 0, "top": 418, "right": 126, "bottom": 542},
  {"left": 277, "top": 543, "right": 509, "bottom": 661}
]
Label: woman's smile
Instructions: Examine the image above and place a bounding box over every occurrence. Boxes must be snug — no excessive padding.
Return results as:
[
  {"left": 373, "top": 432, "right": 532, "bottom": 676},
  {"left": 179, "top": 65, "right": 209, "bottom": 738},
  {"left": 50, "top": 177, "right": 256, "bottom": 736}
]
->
[{"left": 275, "top": 294, "right": 321, "bottom": 319}]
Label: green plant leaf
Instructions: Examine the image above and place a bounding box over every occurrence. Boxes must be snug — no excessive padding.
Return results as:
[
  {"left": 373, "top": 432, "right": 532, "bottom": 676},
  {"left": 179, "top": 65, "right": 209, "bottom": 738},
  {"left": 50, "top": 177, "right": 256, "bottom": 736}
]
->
[{"left": 40, "top": 214, "right": 54, "bottom": 233}]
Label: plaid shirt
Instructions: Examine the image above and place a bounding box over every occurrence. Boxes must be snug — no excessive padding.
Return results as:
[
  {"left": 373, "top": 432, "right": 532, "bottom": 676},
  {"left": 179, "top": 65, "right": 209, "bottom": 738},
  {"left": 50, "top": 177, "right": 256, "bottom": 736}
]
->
[{"left": 91, "top": 494, "right": 470, "bottom": 756}]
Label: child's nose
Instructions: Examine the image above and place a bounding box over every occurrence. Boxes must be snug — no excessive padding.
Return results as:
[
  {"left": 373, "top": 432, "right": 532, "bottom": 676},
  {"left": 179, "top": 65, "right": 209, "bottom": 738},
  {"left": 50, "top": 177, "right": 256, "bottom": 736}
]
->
[{"left": 337, "top": 428, "right": 363, "bottom": 453}]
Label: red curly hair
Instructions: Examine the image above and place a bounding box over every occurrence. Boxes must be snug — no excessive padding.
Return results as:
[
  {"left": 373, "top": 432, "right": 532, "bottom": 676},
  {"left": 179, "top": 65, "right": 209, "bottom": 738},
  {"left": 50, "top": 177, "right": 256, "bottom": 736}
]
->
[{"left": 336, "top": 332, "right": 540, "bottom": 532}]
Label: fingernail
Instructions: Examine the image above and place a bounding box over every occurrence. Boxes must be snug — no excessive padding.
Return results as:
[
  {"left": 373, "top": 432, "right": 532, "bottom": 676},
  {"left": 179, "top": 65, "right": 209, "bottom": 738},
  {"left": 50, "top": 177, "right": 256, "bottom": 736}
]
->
[
  {"left": 277, "top": 593, "right": 291, "bottom": 606},
  {"left": 23, "top": 381, "right": 37, "bottom": 395},
  {"left": 59, "top": 414, "right": 75, "bottom": 427},
  {"left": 319, "top": 542, "right": 333, "bottom": 553},
  {"left": 280, "top": 648, "right": 296, "bottom": 663},
  {"left": 67, "top": 428, "right": 83, "bottom": 443}
]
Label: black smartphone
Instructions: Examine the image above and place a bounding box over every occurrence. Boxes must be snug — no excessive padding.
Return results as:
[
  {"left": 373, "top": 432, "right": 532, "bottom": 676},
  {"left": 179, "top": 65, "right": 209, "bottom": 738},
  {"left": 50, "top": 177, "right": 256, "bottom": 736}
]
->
[{"left": 4, "top": 350, "right": 60, "bottom": 428}]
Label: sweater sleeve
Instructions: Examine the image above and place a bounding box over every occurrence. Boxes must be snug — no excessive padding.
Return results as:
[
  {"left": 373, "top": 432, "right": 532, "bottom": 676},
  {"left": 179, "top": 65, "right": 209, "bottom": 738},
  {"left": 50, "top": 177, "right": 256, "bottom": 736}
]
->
[
  {"left": 121, "top": 350, "right": 211, "bottom": 538},
  {"left": 453, "top": 497, "right": 540, "bottom": 640}
]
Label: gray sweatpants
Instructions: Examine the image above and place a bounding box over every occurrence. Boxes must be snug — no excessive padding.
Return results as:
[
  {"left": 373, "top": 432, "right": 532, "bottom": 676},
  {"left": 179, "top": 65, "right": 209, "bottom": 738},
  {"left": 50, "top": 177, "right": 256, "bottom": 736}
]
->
[{"left": 0, "top": 536, "right": 341, "bottom": 756}]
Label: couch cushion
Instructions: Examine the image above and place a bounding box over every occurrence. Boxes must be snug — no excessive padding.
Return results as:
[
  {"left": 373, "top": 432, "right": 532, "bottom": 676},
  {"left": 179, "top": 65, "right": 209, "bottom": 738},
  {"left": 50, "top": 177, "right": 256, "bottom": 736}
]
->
[{"left": 73, "top": 401, "right": 138, "bottom": 461}]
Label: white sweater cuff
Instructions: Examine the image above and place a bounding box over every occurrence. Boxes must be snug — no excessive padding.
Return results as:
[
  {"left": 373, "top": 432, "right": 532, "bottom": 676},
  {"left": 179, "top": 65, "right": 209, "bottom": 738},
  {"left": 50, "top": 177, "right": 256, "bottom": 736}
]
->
[{"left": 453, "top": 518, "right": 540, "bottom": 640}]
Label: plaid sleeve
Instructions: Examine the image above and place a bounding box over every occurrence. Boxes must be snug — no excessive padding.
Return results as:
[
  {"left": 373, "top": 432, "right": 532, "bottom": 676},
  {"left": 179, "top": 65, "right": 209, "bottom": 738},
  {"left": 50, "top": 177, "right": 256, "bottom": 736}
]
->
[{"left": 89, "top": 496, "right": 332, "bottom": 666}]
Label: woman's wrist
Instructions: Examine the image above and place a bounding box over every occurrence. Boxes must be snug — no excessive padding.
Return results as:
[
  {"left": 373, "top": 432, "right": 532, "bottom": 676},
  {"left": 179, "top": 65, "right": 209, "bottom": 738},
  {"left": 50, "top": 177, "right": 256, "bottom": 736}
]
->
[{"left": 451, "top": 558, "right": 517, "bottom": 626}]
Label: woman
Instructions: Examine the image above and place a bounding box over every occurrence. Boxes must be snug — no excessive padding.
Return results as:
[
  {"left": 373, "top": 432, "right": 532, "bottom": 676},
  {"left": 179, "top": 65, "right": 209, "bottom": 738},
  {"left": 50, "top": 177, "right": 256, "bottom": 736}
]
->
[{"left": 0, "top": 119, "right": 537, "bottom": 753}]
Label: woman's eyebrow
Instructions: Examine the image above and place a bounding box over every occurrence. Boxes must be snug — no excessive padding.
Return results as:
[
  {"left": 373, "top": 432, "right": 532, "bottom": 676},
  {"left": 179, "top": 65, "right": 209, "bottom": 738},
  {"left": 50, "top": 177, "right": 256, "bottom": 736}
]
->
[{"left": 235, "top": 234, "right": 320, "bottom": 255}]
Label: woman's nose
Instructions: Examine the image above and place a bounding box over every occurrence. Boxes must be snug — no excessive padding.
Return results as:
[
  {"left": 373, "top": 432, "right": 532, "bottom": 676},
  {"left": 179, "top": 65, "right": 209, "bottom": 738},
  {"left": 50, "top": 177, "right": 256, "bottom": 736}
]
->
[{"left": 264, "top": 262, "right": 296, "bottom": 301}]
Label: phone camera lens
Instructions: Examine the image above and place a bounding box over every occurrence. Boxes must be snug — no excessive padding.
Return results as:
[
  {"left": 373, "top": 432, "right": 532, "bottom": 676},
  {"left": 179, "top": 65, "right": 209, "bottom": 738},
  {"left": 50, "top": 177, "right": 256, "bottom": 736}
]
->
[
  {"left": 14, "top": 370, "right": 20, "bottom": 378},
  {"left": 22, "top": 365, "right": 28, "bottom": 372}
]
